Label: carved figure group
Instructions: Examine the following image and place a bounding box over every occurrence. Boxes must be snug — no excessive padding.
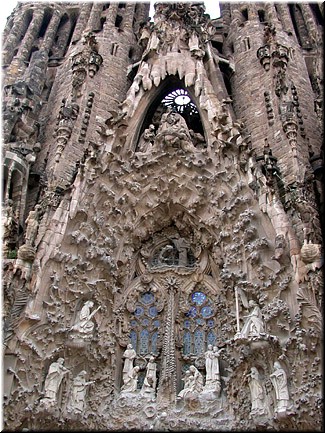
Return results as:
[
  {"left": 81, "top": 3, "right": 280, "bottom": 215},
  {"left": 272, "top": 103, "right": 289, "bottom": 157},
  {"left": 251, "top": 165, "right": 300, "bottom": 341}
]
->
[
  {"left": 155, "top": 108, "right": 195, "bottom": 152},
  {"left": 178, "top": 365, "right": 203, "bottom": 398}
]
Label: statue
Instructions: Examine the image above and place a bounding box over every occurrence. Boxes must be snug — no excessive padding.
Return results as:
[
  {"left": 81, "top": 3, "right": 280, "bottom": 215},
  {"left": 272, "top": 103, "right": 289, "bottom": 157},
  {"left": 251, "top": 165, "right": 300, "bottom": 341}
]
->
[
  {"left": 178, "top": 365, "right": 203, "bottom": 398},
  {"left": 246, "top": 366, "right": 267, "bottom": 416},
  {"left": 270, "top": 361, "right": 290, "bottom": 415},
  {"left": 137, "top": 124, "right": 156, "bottom": 153},
  {"left": 67, "top": 370, "right": 95, "bottom": 414},
  {"left": 155, "top": 108, "right": 195, "bottom": 152},
  {"left": 41, "top": 358, "right": 69, "bottom": 406},
  {"left": 2, "top": 199, "right": 17, "bottom": 255},
  {"left": 140, "top": 356, "right": 157, "bottom": 397},
  {"left": 240, "top": 300, "right": 265, "bottom": 338},
  {"left": 121, "top": 365, "right": 140, "bottom": 393},
  {"left": 204, "top": 344, "right": 214, "bottom": 386},
  {"left": 204, "top": 345, "right": 221, "bottom": 394},
  {"left": 122, "top": 344, "right": 137, "bottom": 385},
  {"left": 24, "top": 204, "right": 42, "bottom": 247},
  {"left": 70, "top": 300, "right": 100, "bottom": 337}
]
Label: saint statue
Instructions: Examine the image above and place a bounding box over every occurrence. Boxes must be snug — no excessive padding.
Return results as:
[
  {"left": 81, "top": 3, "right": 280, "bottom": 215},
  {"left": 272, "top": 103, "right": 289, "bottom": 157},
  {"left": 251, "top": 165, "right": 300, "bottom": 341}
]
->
[
  {"left": 204, "top": 344, "right": 214, "bottom": 386},
  {"left": 122, "top": 344, "right": 137, "bottom": 385},
  {"left": 25, "top": 204, "right": 42, "bottom": 247},
  {"left": 140, "top": 356, "right": 157, "bottom": 397},
  {"left": 246, "top": 366, "right": 267, "bottom": 416},
  {"left": 41, "top": 358, "right": 69, "bottom": 406},
  {"left": 71, "top": 301, "right": 100, "bottom": 337},
  {"left": 270, "top": 361, "right": 290, "bottom": 414},
  {"left": 67, "top": 370, "right": 95, "bottom": 413},
  {"left": 121, "top": 366, "right": 140, "bottom": 393},
  {"left": 240, "top": 300, "right": 265, "bottom": 338}
]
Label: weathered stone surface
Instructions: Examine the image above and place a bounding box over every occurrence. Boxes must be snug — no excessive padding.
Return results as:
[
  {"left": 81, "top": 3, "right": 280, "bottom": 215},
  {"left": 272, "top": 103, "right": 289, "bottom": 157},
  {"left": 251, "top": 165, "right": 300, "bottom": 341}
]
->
[{"left": 2, "top": 2, "right": 323, "bottom": 431}]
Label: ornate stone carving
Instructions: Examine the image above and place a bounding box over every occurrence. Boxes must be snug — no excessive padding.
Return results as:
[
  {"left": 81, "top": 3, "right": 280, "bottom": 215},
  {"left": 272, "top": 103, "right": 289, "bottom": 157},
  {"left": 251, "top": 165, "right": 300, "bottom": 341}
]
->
[{"left": 54, "top": 99, "right": 80, "bottom": 162}]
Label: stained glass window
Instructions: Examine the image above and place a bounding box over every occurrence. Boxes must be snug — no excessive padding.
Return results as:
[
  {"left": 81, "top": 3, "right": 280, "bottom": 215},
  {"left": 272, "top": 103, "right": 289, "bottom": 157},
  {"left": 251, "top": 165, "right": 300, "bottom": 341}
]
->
[
  {"left": 161, "top": 89, "right": 198, "bottom": 115},
  {"left": 182, "top": 290, "right": 216, "bottom": 355},
  {"left": 129, "top": 292, "right": 160, "bottom": 355}
]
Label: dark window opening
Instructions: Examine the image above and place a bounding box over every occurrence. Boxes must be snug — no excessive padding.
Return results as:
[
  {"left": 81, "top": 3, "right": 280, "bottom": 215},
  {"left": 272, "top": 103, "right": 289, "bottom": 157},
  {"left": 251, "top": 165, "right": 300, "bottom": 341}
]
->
[
  {"left": 100, "top": 17, "right": 106, "bottom": 31},
  {"left": 211, "top": 40, "right": 223, "bottom": 55},
  {"left": 115, "top": 14, "right": 123, "bottom": 28},
  {"left": 289, "top": 4, "right": 312, "bottom": 48},
  {"left": 65, "top": 14, "right": 78, "bottom": 53},
  {"left": 37, "top": 10, "right": 53, "bottom": 38},
  {"left": 27, "top": 46, "right": 39, "bottom": 63},
  {"left": 241, "top": 8, "right": 248, "bottom": 21},
  {"left": 219, "top": 62, "right": 233, "bottom": 98},
  {"left": 103, "top": 3, "right": 110, "bottom": 11},
  {"left": 118, "top": 3, "right": 126, "bottom": 8},
  {"left": 310, "top": 4, "right": 324, "bottom": 26},
  {"left": 258, "top": 10, "right": 265, "bottom": 23}
]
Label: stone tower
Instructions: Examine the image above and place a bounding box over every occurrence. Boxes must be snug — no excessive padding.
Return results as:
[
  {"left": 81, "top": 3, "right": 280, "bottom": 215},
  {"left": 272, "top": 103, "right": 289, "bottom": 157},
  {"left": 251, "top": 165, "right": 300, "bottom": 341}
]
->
[{"left": 2, "top": 2, "right": 323, "bottom": 431}]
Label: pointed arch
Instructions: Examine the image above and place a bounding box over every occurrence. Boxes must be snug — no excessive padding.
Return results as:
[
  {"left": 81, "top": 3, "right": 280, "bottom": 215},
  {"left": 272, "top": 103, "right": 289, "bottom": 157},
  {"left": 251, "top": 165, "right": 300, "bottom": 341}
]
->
[{"left": 123, "top": 75, "right": 210, "bottom": 153}]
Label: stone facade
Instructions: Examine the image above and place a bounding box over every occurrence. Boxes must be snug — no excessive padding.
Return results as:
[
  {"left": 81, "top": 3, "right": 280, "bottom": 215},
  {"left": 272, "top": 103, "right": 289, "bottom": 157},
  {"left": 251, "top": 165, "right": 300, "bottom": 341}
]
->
[{"left": 2, "top": 2, "right": 323, "bottom": 431}]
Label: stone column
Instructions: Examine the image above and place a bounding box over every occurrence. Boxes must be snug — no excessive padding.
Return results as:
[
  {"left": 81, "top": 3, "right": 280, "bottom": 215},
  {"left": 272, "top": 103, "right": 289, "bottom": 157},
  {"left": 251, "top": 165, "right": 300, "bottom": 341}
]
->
[
  {"left": 40, "top": 8, "right": 62, "bottom": 54},
  {"left": 275, "top": 4, "right": 297, "bottom": 38},
  {"left": 87, "top": 2, "right": 103, "bottom": 32},
  {"left": 72, "top": 4, "right": 92, "bottom": 43},
  {"left": 16, "top": 9, "right": 45, "bottom": 64},
  {"left": 2, "top": 9, "right": 32, "bottom": 65}
]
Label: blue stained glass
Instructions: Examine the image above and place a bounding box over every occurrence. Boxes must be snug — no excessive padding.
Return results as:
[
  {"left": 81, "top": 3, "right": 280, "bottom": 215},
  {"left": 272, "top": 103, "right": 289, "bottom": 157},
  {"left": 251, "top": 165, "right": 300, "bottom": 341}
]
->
[
  {"left": 130, "top": 320, "right": 137, "bottom": 328},
  {"left": 142, "top": 318, "right": 149, "bottom": 326},
  {"left": 130, "top": 330, "right": 137, "bottom": 350},
  {"left": 194, "top": 329, "right": 204, "bottom": 354},
  {"left": 196, "top": 318, "right": 205, "bottom": 325},
  {"left": 207, "top": 319, "right": 215, "bottom": 327},
  {"left": 201, "top": 306, "right": 213, "bottom": 318},
  {"left": 140, "top": 329, "right": 149, "bottom": 354},
  {"left": 148, "top": 306, "right": 158, "bottom": 317},
  {"left": 184, "top": 320, "right": 191, "bottom": 329},
  {"left": 151, "top": 331, "right": 158, "bottom": 354},
  {"left": 134, "top": 306, "right": 144, "bottom": 317},
  {"left": 191, "top": 291, "right": 207, "bottom": 306},
  {"left": 183, "top": 331, "right": 191, "bottom": 355},
  {"left": 141, "top": 292, "right": 154, "bottom": 305},
  {"left": 186, "top": 306, "right": 197, "bottom": 318},
  {"left": 207, "top": 330, "right": 216, "bottom": 347}
]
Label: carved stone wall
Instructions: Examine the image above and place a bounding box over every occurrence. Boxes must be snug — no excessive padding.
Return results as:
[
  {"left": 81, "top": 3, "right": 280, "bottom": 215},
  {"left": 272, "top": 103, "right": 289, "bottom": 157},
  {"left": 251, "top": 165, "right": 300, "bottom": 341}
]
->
[{"left": 2, "top": 2, "right": 323, "bottom": 431}]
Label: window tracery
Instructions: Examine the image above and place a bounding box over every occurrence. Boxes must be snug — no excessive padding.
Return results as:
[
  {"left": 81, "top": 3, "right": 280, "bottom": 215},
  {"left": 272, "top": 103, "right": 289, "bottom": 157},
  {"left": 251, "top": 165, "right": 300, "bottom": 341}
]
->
[
  {"left": 182, "top": 290, "right": 216, "bottom": 356},
  {"left": 130, "top": 291, "right": 160, "bottom": 356}
]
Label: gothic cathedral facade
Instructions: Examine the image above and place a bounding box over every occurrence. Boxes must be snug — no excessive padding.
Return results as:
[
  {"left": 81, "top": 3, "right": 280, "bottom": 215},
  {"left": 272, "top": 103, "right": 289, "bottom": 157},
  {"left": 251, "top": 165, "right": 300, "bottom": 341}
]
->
[{"left": 2, "top": 2, "right": 323, "bottom": 431}]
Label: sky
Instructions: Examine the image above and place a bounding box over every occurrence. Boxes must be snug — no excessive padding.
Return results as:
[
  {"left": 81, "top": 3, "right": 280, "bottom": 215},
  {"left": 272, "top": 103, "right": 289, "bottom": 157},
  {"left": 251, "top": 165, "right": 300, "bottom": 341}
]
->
[{"left": 1, "top": 0, "right": 221, "bottom": 33}]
